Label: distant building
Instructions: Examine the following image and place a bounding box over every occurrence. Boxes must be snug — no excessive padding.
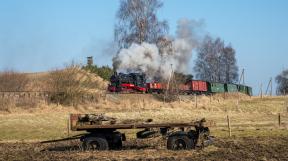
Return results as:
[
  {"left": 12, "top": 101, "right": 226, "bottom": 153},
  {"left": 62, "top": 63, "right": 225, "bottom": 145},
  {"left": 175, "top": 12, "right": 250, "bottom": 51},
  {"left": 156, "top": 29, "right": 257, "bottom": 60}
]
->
[{"left": 87, "top": 56, "right": 93, "bottom": 66}]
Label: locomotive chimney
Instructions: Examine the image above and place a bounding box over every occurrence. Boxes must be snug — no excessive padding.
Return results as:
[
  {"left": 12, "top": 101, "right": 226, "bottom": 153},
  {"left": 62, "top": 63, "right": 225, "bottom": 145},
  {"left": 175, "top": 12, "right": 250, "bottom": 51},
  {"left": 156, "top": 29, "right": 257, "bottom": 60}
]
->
[{"left": 87, "top": 56, "right": 93, "bottom": 66}]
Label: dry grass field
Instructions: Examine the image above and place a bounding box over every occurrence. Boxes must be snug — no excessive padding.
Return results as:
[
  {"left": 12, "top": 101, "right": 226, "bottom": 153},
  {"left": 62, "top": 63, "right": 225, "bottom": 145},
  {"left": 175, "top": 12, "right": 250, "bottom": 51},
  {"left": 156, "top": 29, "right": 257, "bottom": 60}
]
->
[{"left": 0, "top": 93, "right": 288, "bottom": 160}]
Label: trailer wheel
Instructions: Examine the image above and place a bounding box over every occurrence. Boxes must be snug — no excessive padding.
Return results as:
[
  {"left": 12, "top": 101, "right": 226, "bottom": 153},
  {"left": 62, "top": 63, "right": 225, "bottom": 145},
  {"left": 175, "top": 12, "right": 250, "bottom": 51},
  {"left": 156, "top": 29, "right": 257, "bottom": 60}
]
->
[
  {"left": 109, "top": 134, "right": 123, "bottom": 150},
  {"left": 167, "top": 135, "right": 193, "bottom": 150},
  {"left": 82, "top": 137, "right": 109, "bottom": 151},
  {"left": 113, "top": 139, "right": 122, "bottom": 150}
]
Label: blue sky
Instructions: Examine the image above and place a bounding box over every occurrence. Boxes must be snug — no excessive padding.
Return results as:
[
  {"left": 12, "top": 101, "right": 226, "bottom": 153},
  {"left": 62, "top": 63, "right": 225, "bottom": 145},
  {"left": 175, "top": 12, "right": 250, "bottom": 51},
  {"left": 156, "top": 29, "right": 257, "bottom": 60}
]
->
[{"left": 0, "top": 0, "right": 288, "bottom": 95}]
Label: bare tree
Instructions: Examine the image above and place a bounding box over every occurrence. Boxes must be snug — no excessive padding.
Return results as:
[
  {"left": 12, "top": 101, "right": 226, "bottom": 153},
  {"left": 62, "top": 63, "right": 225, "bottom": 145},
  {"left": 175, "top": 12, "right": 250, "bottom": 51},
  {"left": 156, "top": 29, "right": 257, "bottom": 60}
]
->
[
  {"left": 221, "top": 45, "right": 238, "bottom": 83},
  {"left": 275, "top": 69, "right": 288, "bottom": 95},
  {"left": 114, "top": 0, "right": 169, "bottom": 49},
  {"left": 194, "top": 36, "right": 238, "bottom": 83},
  {"left": 194, "top": 36, "right": 223, "bottom": 82}
]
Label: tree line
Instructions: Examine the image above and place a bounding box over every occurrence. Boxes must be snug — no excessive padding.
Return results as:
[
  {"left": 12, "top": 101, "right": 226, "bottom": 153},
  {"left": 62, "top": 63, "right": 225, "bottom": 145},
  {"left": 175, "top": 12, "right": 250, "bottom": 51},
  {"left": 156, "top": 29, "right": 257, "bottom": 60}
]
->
[
  {"left": 113, "top": 0, "right": 239, "bottom": 84},
  {"left": 111, "top": 0, "right": 287, "bottom": 95}
]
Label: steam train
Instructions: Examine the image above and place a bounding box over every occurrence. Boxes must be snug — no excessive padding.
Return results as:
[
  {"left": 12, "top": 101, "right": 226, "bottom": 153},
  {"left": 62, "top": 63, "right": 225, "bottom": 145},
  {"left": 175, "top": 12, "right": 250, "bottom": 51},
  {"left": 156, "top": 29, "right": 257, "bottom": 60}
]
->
[{"left": 107, "top": 72, "right": 253, "bottom": 96}]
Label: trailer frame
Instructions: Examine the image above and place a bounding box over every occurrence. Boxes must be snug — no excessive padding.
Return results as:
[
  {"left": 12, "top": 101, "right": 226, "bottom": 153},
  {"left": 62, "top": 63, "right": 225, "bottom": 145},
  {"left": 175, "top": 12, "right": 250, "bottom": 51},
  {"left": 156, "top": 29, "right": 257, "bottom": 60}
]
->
[{"left": 68, "top": 114, "right": 214, "bottom": 151}]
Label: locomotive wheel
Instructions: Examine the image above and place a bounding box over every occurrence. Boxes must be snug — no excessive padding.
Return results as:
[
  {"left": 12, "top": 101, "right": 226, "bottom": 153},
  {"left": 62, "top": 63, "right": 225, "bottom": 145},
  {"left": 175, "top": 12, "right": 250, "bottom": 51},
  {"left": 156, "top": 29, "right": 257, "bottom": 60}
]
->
[
  {"left": 167, "top": 134, "right": 193, "bottom": 150},
  {"left": 82, "top": 137, "right": 109, "bottom": 151}
]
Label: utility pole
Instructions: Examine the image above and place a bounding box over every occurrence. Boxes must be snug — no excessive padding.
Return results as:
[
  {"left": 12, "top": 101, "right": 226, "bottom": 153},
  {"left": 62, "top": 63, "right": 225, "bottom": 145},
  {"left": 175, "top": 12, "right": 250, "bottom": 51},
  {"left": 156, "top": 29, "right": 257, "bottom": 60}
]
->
[
  {"left": 237, "top": 68, "right": 245, "bottom": 100},
  {"left": 271, "top": 78, "right": 273, "bottom": 96},
  {"left": 164, "top": 64, "right": 173, "bottom": 103},
  {"left": 238, "top": 68, "right": 245, "bottom": 85},
  {"left": 265, "top": 78, "right": 273, "bottom": 96},
  {"left": 259, "top": 83, "right": 263, "bottom": 99},
  {"left": 164, "top": 64, "right": 180, "bottom": 102}
]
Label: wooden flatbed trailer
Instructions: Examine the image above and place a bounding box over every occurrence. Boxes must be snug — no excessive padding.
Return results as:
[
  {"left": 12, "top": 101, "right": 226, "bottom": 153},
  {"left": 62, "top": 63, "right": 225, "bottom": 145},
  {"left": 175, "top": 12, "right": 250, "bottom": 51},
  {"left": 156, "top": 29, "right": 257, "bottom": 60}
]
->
[{"left": 69, "top": 114, "right": 214, "bottom": 150}]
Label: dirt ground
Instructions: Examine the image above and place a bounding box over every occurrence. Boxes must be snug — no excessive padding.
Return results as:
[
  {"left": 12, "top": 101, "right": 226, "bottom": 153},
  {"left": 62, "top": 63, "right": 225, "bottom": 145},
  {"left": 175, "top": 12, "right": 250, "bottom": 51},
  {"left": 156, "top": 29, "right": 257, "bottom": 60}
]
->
[
  {"left": 1, "top": 136, "right": 287, "bottom": 161},
  {"left": 0, "top": 95, "right": 288, "bottom": 160}
]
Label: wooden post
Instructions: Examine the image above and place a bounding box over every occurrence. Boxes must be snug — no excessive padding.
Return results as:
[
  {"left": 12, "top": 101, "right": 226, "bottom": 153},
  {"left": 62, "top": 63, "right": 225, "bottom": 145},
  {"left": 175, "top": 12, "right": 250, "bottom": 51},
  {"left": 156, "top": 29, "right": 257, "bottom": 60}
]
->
[
  {"left": 237, "top": 91, "right": 240, "bottom": 105},
  {"left": 270, "top": 78, "right": 273, "bottom": 96},
  {"left": 260, "top": 83, "right": 263, "bottom": 99},
  {"left": 210, "top": 94, "right": 212, "bottom": 104},
  {"left": 67, "top": 114, "right": 70, "bottom": 137},
  {"left": 194, "top": 94, "right": 198, "bottom": 108},
  {"left": 227, "top": 115, "right": 231, "bottom": 137},
  {"left": 278, "top": 113, "right": 281, "bottom": 127}
]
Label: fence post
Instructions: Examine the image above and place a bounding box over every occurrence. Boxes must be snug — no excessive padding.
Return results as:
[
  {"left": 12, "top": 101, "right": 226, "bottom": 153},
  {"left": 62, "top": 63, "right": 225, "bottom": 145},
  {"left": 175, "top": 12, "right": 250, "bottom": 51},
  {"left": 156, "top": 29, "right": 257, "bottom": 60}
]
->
[
  {"left": 67, "top": 114, "right": 70, "bottom": 137},
  {"left": 278, "top": 113, "right": 281, "bottom": 127},
  {"left": 227, "top": 115, "right": 231, "bottom": 137},
  {"left": 285, "top": 101, "right": 288, "bottom": 113},
  {"left": 210, "top": 94, "right": 212, "bottom": 104},
  {"left": 194, "top": 94, "right": 197, "bottom": 108}
]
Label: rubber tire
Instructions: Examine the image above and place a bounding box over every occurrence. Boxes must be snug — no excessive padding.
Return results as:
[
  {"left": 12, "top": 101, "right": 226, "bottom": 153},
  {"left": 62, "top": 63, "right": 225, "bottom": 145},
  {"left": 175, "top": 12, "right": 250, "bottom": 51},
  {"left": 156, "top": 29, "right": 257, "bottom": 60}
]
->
[
  {"left": 188, "top": 130, "right": 198, "bottom": 147},
  {"left": 82, "top": 137, "right": 109, "bottom": 151},
  {"left": 113, "top": 139, "right": 122, "bottom": 150},
  {"left": 167, "top": 135, "right": 193, "bottom": 150},
  {"left": 109, "top": 135, "right": 123, "bottom": 150}
]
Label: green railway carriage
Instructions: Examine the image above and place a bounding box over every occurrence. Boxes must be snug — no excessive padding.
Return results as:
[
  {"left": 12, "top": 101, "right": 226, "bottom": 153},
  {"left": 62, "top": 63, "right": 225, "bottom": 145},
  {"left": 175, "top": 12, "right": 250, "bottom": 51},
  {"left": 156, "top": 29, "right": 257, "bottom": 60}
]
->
[
  {"left": 237, "top": 85, "right": 246, "bottom": 93},
  {"left": 208, "top": 82, "right": 225, "bottom": 93},
  {"left": 246, "top": 86, "right": 253, "bottom": 96},
  {"left": 225, "top": 84, "right": 238, "bottom": 93},
  {"left": 237, "top": 84, "right": 253, "bottom": 96}
]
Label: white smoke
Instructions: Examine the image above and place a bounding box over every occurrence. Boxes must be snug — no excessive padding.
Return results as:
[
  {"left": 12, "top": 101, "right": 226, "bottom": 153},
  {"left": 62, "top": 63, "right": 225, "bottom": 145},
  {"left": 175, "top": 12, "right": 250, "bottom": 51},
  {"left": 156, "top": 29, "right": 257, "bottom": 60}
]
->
[
  {"left": 113, "top": 18, "right": 205, "bottom": 80},
  {"left": 116, "top": 43, "right": 162, "bottom": 77}
]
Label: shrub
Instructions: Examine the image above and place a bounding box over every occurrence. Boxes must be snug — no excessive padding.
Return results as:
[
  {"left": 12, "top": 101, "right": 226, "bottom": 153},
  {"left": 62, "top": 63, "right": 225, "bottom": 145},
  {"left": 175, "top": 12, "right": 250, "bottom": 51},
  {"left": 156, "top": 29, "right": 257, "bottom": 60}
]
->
[
  {"left": 49, "top": 64, "right": 100, "bottom": 106},
  {"left": 83, "top": 65, "right": 113, "bottom": 81},
  {"left": 0, "top": 98, "right": 13, "bottom": 112},
  {"left": 0, "top": 71, "right": 29, "bottom": 91}
]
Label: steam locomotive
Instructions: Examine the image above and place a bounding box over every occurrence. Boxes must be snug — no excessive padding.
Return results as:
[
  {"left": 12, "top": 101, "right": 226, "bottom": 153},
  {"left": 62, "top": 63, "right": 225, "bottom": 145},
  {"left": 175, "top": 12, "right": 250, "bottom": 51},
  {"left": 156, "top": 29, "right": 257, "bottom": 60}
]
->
[{"left": 107, "top": 72, "right": 253, "bottom": 96}]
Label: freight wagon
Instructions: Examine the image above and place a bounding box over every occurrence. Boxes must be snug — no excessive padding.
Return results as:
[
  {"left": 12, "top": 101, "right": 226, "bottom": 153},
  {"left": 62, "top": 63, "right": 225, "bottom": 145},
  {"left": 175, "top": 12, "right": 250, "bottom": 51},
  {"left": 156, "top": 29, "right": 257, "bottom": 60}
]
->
[
  {"left": 225, "top": 84, "right": 238, "bottom": 93},
  {"left": 186, "top": 80, "right": 208, "bottom": 95},
  {"left": 146, "top": 82, "right": 166, "bottom": 94},
  {"left": 237, "top": 84, "right": 246, "bottom": 94},
  {"left": 208, "top": 82, "right": 225, "bottom": 93},
  {"left": 246, "top": 86, "right": 253, "bottom": 96}
]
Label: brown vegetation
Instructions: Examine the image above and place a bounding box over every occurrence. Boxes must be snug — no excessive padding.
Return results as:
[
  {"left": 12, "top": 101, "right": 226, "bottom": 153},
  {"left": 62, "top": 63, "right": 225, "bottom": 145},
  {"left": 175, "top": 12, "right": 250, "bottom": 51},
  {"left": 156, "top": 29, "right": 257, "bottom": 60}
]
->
[
  {"left": 0, "top": 70, "right": 29, "bottom": 91},
  {"left": 0, "top": 66, "right": 108, "bottom": 112},
  {"left": 48, "top": 64, "right": 107, "bottom": 106},
  {"left": 0, "top": 94, "right": 287, "bottom": 160}
]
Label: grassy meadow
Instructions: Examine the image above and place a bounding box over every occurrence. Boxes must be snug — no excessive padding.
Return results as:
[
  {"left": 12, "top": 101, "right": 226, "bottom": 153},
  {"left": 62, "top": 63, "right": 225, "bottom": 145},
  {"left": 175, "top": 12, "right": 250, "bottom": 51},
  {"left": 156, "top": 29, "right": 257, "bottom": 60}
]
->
[{"left": 0, "top": 94, "right": 287, "bottom": 141}]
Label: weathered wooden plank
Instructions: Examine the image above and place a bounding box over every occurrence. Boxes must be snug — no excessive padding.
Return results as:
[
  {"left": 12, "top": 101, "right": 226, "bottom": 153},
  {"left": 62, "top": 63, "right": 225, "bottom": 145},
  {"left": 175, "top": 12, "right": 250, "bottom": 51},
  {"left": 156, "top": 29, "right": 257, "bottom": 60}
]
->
[{"left": 73, "top": 123, "right": 198, "bottom": 131}]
